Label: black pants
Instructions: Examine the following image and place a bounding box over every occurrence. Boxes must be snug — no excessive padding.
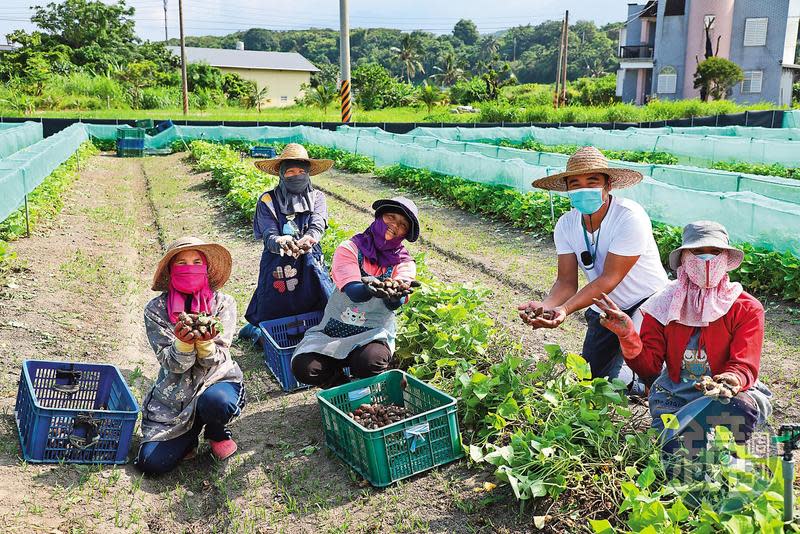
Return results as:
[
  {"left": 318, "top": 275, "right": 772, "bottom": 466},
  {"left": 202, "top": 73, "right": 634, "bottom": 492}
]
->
[{"left": 291, "top": 342, "right": 392, "bottom": 388}]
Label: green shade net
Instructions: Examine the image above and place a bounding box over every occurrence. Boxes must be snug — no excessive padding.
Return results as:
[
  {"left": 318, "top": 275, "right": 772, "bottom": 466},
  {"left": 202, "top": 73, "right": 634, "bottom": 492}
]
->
[
  {"left": 0, "top": 121, "right": 44, "bottom": 160},
  {"left": 0, "top": 123, "right": 87, "bottom": 223},
  {"left": 80, "top": 122, "right": 800, "bottom": 256},
  {"left": 406, "top": 125, "right": 800, "bottom": 167}
]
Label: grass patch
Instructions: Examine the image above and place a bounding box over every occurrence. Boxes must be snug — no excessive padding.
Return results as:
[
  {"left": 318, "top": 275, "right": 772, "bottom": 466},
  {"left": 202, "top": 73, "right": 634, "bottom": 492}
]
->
[{"left": 58, "top": 249, "right": 136, "bottom": 297}]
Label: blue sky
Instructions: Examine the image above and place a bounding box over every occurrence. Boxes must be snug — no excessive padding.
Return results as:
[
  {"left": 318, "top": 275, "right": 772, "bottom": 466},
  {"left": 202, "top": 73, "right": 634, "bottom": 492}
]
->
[{"left": 1, "top": 0, "right": 630, "bottom": 43}]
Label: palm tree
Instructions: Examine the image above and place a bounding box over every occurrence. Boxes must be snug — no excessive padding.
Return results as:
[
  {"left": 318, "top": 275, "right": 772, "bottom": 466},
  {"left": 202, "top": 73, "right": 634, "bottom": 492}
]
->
[
  {"left": 416, "top": 82, "right": 446, "bottom": 114},
  {"left": 479, "top": 36, "right": 500, "bottom": 62},
  {"left": 391, "top": 34, "right": 425, "bottom": 83},
  {"left": 307, "top": 84, "right": 337, "bottom": 113},
  {"left": 430, "top": 52, "right": 464, "bottom": 87},
  {"left": 244, "top": 85, "right": 271, "bottom": 113}
]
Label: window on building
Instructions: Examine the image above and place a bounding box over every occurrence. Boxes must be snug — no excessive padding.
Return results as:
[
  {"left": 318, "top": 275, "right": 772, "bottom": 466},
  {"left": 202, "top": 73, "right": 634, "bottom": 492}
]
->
[
  {"left": 664, "top": 0, "right": 686, "bottom": 16},
  {"left": 281, "top": 96, "right": 288, "bottom": 102},
  {"left": 744, "top": 18, "right": 768, "bottom": 46},
  {"left": 657, "top": 66, "right": 677, "bottom": 94},
  {"left": 742, "top": 71, "right": 763, "bottom": 93}
]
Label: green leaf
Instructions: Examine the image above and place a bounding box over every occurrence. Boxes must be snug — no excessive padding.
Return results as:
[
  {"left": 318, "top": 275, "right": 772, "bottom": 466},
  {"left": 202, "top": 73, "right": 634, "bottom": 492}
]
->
[
  {"left": 469, "top": 445, "right": 483, "bottom": 462},
  {"left": 542, "top": 390, "right": 559, "bottom": 406},
  {"left": 667, "top": 498, "right": 690, "bottom": 523},
  {"left": 723, "top": 515, "right": 755, "bottom": 534},
  {"left": 589, "top": 519, "right": 615, "bottom": 534},
  {"left": 660, "top": 413, "right": 680, "bottom": 431},
  {"left": 637, "top": 466, "right": 656, "bottom": 489},
  {"left": 565, "top": 352, "right": 592, "bottom": 381},
  {"left": 496, "top": 396, "right": 520, "bottom": 419}
]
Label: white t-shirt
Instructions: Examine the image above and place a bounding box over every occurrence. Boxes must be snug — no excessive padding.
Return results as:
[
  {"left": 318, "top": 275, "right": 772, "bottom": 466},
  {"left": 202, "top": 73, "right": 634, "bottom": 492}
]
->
[{"left": 554, "top": 196, "right": 668, "bottom": 311}]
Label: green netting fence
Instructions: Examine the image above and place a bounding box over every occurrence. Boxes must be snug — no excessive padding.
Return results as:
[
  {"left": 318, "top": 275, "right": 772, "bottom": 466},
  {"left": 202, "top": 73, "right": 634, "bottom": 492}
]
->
[
  {"left": 782, "top": 110, "right": 800, "bottom": 128},
  {"left": 0, "top": 123, "right": 88, "bottom": 223},
  {"left": 0, "top": 121, "right": 44, "bottom": 160},
  {"left": 80, "top": 122, "right": 800, "bottom": 256},
  {"left": 405, "top": 125, "right": 800, "bottom": 167}
]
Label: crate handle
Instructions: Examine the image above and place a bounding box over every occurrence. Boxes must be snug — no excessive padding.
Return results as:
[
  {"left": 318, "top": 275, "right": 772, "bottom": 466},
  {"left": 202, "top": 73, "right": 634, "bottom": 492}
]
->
[
  {"left": 53, "top": 367, "right": 81, "bottom": 395},
  {"left": 348, "top": 387, "right": 371, "bottom": 402},
  {"left": 68, "top": 413, "right": 101, "bottom": 450},
  {"left": 404, "top": 422, "right": 430, "bottom": 452}
]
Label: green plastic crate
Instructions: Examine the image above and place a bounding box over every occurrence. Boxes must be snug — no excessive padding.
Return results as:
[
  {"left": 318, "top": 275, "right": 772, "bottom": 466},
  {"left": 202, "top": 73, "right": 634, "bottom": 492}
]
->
[
  {"left": 135, "top": 119, "right": 154, "bottom": 129},
  {"left": 316, "top": 370, "right": 463, "bottom": 487},
  {"left": 116, "top": 127, "right": 145, "bottom": 140}
]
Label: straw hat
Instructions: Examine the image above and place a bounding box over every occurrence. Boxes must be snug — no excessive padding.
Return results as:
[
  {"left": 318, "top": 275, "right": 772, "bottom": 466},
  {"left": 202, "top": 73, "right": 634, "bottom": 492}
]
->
[
  {"left": 532, "top": 146, "right": 643, "bottom": 192},
  {"left": 668, "top": 221, "right": 744, "bottom": 271},
  {"left": 151, "top": 236, "right": 233, "bottom": 292},
  {"left": 253, "top": 143, "right": 333, "bottom": 176}
]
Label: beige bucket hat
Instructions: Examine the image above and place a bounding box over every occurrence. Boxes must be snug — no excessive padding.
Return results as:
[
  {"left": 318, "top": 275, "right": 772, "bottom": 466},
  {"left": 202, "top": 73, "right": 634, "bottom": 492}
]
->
[
  {"left": 253, "top": 143, "right": 333, "bottom": 176},
  {"left": 532, "top": 146, "right": 643, "bottom": 192},
  {"left": 151, "top": 236, "right": 233, "bottom": 292},
  {"left": 668, "top": 221, "right": 744, "bottom": 271}
]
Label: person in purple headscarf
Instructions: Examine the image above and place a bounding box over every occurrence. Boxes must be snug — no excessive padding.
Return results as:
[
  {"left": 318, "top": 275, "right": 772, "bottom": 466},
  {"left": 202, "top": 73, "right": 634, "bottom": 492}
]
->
[{"left": 291, "top": 198, "right": 420, "bottom": 388}]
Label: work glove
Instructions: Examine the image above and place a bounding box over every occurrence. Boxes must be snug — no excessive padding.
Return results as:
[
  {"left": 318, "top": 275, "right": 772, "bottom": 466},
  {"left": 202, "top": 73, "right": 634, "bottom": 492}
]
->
[
  {"left": 593, "top": 293, "right": 642, "bottom": 359},
  {"left": 275, "top": 235, "right": 302, "bottom": 258}
]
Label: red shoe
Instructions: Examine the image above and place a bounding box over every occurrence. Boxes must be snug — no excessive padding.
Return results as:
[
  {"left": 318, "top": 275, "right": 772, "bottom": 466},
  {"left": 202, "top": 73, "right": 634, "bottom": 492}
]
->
[{"left": 209, "top": 439, "right": 238, "bottom": 460}]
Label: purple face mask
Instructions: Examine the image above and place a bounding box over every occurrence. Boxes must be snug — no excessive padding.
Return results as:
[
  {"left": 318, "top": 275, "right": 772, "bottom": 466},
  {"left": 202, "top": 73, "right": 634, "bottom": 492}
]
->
[{"left": 351, "top": 216, "right": 412, "bottom": 268}]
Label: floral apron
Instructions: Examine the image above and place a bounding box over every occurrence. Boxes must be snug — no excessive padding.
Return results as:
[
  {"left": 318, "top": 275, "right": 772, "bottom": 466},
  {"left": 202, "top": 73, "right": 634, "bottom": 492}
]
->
[
  {"left": 292, "top": 253, "right": 396, "bottom": 360},
  {"left": 244, "top": 191, "right": 334, "bottom": 324}
]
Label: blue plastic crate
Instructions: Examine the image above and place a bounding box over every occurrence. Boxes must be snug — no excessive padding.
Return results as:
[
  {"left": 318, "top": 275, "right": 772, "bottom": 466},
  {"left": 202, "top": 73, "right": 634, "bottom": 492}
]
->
[
  {"left": 155, "top": 119, "right": 174, "bottom": 133},
  {"left": 116, "top": 138, "right": 145, "bottom": 150},
  {"left": 14, "top": 360, "right": 139, "bottom": 464},
  {"left": 259, "top": 311, "right": 324, "bottom": 392},
  {"left": 250, "top": 146, "right": 276, "bottom": 158}
]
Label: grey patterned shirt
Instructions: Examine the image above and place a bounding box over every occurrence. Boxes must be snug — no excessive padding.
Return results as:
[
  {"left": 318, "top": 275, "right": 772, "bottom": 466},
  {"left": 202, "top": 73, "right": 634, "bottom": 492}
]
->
[{"left": 140, "top": 292, "right": 243, "bottom": 443}]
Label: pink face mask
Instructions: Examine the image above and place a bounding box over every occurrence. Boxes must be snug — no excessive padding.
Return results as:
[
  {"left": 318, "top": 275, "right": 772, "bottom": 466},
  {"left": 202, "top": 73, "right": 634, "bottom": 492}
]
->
[
  {"left": 171, "top": 264, "right": 209, "bottom": 292},
  {"left": 682, "top": 250, "right": 728, "bottom": 289}
]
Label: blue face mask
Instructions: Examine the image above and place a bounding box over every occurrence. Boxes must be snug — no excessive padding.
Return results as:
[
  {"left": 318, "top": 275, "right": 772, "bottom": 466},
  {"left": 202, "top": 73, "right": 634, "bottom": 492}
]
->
[
  {"left": 568, "top": 188, "right": 605, "bottom": 215},
  {"left": 695, "top": 253, "right": 717, "bottom": 262}
]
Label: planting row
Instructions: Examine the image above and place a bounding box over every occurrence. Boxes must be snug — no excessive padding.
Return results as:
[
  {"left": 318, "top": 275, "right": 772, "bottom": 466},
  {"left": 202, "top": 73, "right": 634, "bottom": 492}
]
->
[{"left": 186, "top": 140, "right": 787, "bottom": 533}]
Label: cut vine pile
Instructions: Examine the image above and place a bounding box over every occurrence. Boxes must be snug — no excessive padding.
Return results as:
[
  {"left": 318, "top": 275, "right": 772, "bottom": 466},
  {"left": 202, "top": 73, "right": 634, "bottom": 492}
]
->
[
  {"left": 177, "top": 312, "right": 223, "bottom": 338},
  {"left": 348, "top": 402, "right": 411, "bottom": 430},
  {"left": 362, "top": 277, "right": 421, "bottom": 299}
]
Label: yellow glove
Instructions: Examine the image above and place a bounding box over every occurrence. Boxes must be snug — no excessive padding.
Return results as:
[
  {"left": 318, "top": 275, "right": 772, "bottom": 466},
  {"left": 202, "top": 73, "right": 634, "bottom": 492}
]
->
[
  {"left": 175, "top": 339, "right": 195, "bottom": 353},
  {"left": 195, "top": 340, "right": 216, "bottom": 359}
]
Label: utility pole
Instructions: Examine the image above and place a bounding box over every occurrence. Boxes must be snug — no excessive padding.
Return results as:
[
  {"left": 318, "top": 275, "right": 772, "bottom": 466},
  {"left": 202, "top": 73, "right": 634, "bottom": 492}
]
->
[
  {"left": 339, "top": 0, "right": 352, "bottom": 123},
  {"left": 554, "top": 17, "right": 565, "bottom": 108},
  {"left": 163, "top": 0, "right": 168, "bottom": 42},
  {"left": 561, "top": 10, "right": 569, "bottom": 106},
  {"left": 178, "top": 0, "right": 189, "bottom": 115}
]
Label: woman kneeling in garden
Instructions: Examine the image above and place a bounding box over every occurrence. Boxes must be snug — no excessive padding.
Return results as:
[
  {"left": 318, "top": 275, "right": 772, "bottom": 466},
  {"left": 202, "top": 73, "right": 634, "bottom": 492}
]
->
[
  {"left": 136, "top": 237, "right": 245, "bottom": 475},
  {"left": 595, "top": 221, "right": 772, "bottom": 455},
  {"left": 239, "top": 143, "right": 335, "bottom": 341},
  {"left": 291, "top": 197, "right": 420, "bottom": 388}
]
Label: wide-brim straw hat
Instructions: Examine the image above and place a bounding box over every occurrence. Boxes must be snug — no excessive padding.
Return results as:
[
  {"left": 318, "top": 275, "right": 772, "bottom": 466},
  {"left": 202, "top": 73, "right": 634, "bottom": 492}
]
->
[
  {"left": 152, "top": 236, "right": 233, "bottom": 292},
  {"left": 254, "top": 143, "right": 333, "bottom": 176},
  {"left": 532, "top": 146, "right": 643, "bottom": 192},
  {"left": 668, "top": 221, "right": 744, "bottom": 271}
]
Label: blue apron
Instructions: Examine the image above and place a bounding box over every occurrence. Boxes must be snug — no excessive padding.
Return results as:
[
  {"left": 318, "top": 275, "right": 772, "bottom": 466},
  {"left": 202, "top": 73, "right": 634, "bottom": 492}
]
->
[{"left": 244, "top": 192, "right": 334, "bottom": 324}]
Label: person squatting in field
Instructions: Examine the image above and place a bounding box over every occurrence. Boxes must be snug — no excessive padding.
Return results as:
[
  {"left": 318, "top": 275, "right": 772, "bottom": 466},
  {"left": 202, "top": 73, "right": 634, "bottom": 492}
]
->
[
  {"left": 135, "top": 237, "right": 245, "bottom": 474},
  {"left": 239, "top": 143, "right": 335, "bottom": 342},
  {"left": 291, "top": 197, "right": 420, "bottom": 388},
  {"left": 594, "top": 221, "right": 772, "bottom": 456},
  {"left": 518, "top": 146, "right": 669, "bottom": 397}
]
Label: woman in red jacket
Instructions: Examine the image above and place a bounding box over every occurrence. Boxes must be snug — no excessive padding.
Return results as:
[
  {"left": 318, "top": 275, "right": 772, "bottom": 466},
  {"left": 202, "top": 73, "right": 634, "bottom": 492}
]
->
[{"left": 595, "top": 221, "right": 772, "bottom": 455}]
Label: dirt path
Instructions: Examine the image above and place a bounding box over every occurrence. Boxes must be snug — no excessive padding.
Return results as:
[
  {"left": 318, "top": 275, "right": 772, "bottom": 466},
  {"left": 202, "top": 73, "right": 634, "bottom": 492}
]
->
[{"left": 1, "top": 152, "right": 797, "bottom": 533}]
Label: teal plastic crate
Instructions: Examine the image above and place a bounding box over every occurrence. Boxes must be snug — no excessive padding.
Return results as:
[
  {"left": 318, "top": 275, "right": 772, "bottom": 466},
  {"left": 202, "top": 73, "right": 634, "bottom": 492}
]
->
[
  {"left": 116, "top": 127, "right": 145, "bottom": 140},
  {"left": 316, "top": 370, "right": 463, "bottom": 487}
]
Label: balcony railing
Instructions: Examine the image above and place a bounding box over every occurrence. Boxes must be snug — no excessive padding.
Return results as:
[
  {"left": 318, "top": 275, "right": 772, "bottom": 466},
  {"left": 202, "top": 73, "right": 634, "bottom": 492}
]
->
[{"left": 619, "top": 45, "right": 654, "bottom": 60}]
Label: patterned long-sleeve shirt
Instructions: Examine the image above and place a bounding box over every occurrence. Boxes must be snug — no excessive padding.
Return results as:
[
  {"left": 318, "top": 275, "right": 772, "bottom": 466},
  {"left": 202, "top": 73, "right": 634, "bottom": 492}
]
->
[{"left": 140, "top": 292, "right": 243, "bottom": 442}]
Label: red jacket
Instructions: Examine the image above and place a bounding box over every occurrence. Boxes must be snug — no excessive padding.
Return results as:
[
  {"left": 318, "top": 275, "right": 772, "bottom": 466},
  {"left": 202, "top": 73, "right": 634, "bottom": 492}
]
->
[{"left": 627, "top": 292, "right": 764, "bottom": 392}]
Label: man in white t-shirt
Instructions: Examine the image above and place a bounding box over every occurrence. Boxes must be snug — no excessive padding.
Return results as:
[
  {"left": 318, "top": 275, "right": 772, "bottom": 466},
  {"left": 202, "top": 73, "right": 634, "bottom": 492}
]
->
[{"left": 519, "top": 146, "right": 668, "bottom": 392}]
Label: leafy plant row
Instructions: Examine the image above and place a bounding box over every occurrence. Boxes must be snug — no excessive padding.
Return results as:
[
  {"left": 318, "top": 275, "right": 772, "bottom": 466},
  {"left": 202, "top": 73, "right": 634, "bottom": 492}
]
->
[
  {"left": 186, "top": 140, "right": 789, "bottom": 533},
  {"left": 0, "top": 142, "right": 98, "bottom": 282},
  {"left": 496, "top": 139, "right": 680, "bottom": 165},
  {"left": 712, "top": 160, "right": 800, "bottom": 181}
]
